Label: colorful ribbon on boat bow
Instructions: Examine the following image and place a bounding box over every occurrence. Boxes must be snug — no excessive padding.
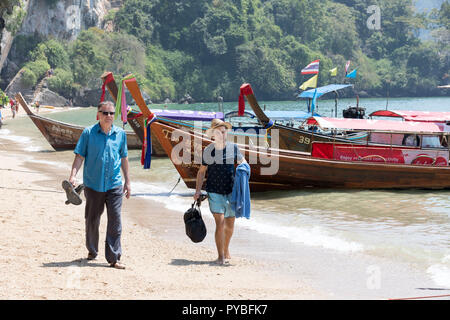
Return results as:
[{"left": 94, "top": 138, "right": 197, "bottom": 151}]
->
[
  {"left": 238, "top": 83, "right": 254, "bottom": 116},
  {"left": 115, "top": 74, "right": 135, "bottom": 125},
  {"left": 141, "top": 113, "right": 157, "bottom": 169},
  {"left": 100, "top": 73, "right": 114, "bottom": 103},
  {"left": 99, "top": 73, "right": 115, "bottom": 120}
]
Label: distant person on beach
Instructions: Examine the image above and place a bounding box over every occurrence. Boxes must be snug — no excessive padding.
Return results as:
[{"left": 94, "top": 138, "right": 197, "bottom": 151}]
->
[
  {"left": 10, "top": 99, "right": 16, "bottom": 118},
  {"left": 194, "top": 119, "right": 247, "bottom": 265},
  {"left": 68, "top": 100, "right": 131, "bottom": 270}
]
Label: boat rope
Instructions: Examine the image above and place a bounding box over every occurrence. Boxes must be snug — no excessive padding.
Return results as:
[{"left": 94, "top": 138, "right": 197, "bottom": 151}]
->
[
  {"left": 168, "top": 177, "right": 181, "bottom": 195},
  {"left": 389, "top": 293, "right": 450, "bottom": 300},
  {"left": 0, "top": 168, "right": 42, "bottom": 174},
  {"left": 0, "top": 186, "right": 64, "bottom": 193}
]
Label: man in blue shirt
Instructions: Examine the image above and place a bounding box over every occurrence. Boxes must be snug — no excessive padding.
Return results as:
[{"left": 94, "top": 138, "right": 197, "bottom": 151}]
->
[{"left": 69, "top": 101, "right": 131, "bottom": 269}]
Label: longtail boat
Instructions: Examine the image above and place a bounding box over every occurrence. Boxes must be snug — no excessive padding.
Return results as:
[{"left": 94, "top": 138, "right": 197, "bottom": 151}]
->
[
  {"left": 15, "top": 92, "right": 142, "bottom": 151},
  {"left": 151, "top": 116, "right": 450, "bottom": 191},
  {"left": 239, "top": 83, "right": 362, "bottom": 152},
  {"left": 370, "top": 110, "right": 450, "bottom": 124}
]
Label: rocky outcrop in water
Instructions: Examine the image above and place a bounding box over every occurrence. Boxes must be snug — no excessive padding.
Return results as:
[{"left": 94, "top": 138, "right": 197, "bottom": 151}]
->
[{"left": 178, "top": 93, "right": 195, "bottom": 104}]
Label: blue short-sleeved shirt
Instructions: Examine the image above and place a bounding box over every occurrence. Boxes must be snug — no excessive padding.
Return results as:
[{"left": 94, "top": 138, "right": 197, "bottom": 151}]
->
[{"left": 74, "top": 123, "right": 128, "bottom": 192}]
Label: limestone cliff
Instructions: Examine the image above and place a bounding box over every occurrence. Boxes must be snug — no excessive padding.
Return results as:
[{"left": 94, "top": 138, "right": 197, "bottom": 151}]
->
[
  {"left": 1, "top": 0, "right": 120, "bottom": 73},
  {"left": 0, "top": 0, "right": 27, "bottom": 74},
  {"left": 1, "top": 0, "right": 122, "bottom": 105},
  {"left": 21, "top": 0, "right": 114, "bottom": 41}
]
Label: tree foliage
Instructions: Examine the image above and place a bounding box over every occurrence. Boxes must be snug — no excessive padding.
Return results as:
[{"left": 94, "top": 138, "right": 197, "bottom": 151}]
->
[{"left": 10, "top": 0, "right": 450, "bottom": 101}]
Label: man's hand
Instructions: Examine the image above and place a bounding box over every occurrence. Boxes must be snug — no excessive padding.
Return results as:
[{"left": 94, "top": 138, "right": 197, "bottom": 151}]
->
[
  {"left": 193, "top": 191, "right": 201, "bottom": 201},
  {"left": 121, "top": 157, "right": 131, "bottom": 199},
  {"left": 123, "top": 181, "right": 131, "bottom": 199},
  {"left": 68, "top": 175, "right": 76, "bottom": 186},
  {"left": 69, "top": 154, "right": 84, "bottom": 186}
]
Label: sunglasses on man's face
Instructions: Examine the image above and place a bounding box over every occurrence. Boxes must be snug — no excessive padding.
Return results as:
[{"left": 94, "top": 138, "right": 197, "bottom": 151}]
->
[{"left": 99, "top": 111, "right": 115, "bottom": 116}]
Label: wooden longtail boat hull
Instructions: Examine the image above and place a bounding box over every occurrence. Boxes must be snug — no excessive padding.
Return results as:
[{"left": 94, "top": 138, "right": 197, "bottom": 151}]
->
[
  {"left": 101, "top": 72, "right": 167, "bottom": 156},
  {"left": 151, "top": 120, "right": 450, "bottom": 191},
  {"left": 15, "top": 92, "right": 142, "bottom": 151}
]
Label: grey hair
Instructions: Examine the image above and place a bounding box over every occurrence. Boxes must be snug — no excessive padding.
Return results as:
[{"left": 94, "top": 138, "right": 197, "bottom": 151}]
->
[{"left": 98, "top": 101, "right": 114, "bottom": 110}]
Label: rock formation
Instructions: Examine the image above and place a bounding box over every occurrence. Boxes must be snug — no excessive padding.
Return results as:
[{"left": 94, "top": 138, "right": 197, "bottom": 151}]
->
[
  {"left": 20, "top": 0, "right": 113, "bottom": 41},
  {"left": 1, "top": 0, "right": 123, "bottom": 106}
]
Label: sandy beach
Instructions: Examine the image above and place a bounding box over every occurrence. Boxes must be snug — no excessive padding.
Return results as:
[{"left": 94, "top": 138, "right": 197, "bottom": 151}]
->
[{"left": 0, "top": 106, "right": 324, "bottom": 300}]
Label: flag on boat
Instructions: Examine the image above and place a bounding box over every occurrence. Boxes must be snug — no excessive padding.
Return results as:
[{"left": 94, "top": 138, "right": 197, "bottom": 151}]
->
[
  {"left": 345, "top": 60, "right": 351, "bottom": 74},
  {"left": 329, "top": 67, "right": 338, "bottom": 77},
  {"left": 346, "top": 68, "right": 357, "bottom": 79},
  {"left": 299, "top": 74, "right": 318, "bottom": 90},
  {"left": 301, "top": 59, "right": 320, "bottom": 75}
]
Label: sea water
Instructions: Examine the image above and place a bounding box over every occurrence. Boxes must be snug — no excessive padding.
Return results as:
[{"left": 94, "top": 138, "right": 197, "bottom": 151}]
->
[{"left": 2, "top": 96, "right": 450, "bottom": 298}]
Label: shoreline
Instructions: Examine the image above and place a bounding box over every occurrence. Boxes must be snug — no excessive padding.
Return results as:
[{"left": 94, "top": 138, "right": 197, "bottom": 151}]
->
[
  {"left": 1, "top": 104, "right": 78, "bottom": 120},
  {"left": 0, "top": 136, "right": 324, "bottom": 299}
]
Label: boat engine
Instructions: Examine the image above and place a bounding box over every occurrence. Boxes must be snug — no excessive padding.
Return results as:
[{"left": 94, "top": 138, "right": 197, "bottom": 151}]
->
[{"left": 343, "top": 106, "right": 366, "bottom": 119}]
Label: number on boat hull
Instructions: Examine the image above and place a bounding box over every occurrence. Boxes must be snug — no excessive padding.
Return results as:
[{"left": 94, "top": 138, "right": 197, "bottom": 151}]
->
[{"left": 298, "top": 136, "right": 311, "bottom": 145}]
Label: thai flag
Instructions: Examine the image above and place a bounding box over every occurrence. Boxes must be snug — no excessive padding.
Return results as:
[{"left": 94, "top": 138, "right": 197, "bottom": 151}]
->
[{"left": 301, "top": 59, "right": 320, "bottom": 75}]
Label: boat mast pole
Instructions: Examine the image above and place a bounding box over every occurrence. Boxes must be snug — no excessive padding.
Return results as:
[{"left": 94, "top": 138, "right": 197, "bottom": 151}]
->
[
  {"left": 334, "top": 91, "right": 338, "bottom": 117},
  {"left": 385, "top": 80, "right": 390, "bottom": 110},
  {"left": 311, "top": 66, "right": 319, "bottom": 115}
]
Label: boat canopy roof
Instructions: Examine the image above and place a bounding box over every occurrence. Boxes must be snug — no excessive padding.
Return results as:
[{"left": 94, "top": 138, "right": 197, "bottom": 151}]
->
[
  {"left": 369, "top": 110, "right": 450, "bottom": 123},
  {"left": 306, "top": 116, "right": 445, "bottom": 134},
  {"left": 298, "top": 84, "right": 353, "bottom": 99},
  {"left": 225, "top": 110, "right": 319, "bottom": 120},
  {"left": 151, "top": 109, "right": 224, "bottom": 121}
]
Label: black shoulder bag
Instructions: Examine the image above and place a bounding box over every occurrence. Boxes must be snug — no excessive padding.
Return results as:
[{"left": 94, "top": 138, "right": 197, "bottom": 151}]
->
[{"left": 183, "top": 199, "right": 207, "bottom": 243}]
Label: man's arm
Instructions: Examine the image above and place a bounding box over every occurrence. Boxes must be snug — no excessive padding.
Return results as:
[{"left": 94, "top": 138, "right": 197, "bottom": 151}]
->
[
  {"left": 69, "top": 154, "right": 84, "bottom": 185},
  {"left": 121, "top": 157, "right": 131, "bottom": 199},
  {"left": 194, "top": 165, "right": 207, "bottom": 201}
]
